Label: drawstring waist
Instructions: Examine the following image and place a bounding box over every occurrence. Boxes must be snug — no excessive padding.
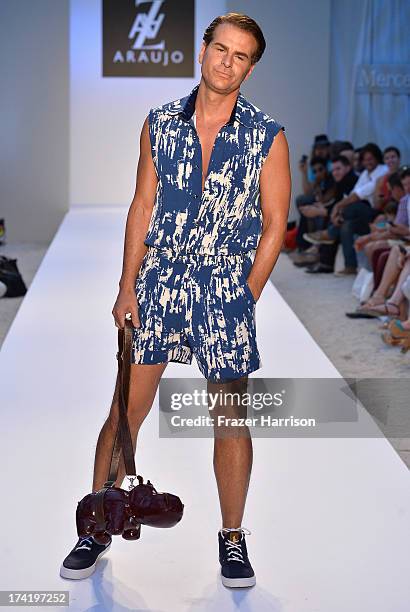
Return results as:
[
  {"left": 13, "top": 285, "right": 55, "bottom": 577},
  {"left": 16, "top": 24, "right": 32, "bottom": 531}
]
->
[{"left": 151, "top": 246, "right": 252, "bottom": 265}]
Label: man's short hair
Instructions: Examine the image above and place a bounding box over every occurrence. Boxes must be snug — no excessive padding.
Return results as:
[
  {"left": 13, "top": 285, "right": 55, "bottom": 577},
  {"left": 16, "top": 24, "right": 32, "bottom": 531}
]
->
[
  {"left": 203, "top": 13, "right": 266, "bottom": 64},
  {"left": 331, "top": 155, "right": 351, "bottom": 167},
  {"left": 387, "top": 172, "right": 404, "bottom": 190},
  {"left": 384, "top": 146, "right": 401, "bottom": 158},
  {"left": 339, "top": 141, "right": 354, "bottom": 151},
  {"left": 399, "top": 167, "right": 410, "bottom": 180}
]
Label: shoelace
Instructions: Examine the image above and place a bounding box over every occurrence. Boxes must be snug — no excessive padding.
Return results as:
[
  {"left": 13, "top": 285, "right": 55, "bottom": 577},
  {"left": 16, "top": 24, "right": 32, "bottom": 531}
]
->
[
  {"left": 219, "top": 527, "right": 251, "bottom": 564},
  {"left": 75, "top": 537, "right": 93, "bottom": 551}
]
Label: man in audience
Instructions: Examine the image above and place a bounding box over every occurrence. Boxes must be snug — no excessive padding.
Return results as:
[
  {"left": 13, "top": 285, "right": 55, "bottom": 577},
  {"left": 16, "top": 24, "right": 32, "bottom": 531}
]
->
[
  {"left": 293, "top": 135, "right": 332, "bottom": 253},
  {"left": 329, "top": 141, "right": 355, "bottom": 167},
  {"left": 304, "top": 155, "right": 358, "bottom": 273},
  {"left": 353, "top": 148, "right": 363, "bottom": 175},
  {"left": 306, "top": 134, "right": 332, "bottom": 182},
  {"left": 373, "top": 146, "right": 401, "bottom": 211},
  {"left": 303, "top": 143, "right": 388, "bottom": 275},
  {"left": 293, "top": 156, "right": 336, "bottom": 266},
  {"left": 339, "top": 144, "right": 355, "bottom": 168}
]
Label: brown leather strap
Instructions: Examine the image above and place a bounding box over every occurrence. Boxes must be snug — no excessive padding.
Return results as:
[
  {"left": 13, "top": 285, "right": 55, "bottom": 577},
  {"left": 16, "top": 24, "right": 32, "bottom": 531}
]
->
[{"left": 103, "top": 317, "right": 136, "bottom": 487}]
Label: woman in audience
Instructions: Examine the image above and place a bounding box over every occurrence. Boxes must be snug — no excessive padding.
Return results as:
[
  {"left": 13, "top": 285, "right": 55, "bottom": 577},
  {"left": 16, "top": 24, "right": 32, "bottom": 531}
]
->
[
  {"left": 382, "top": 292, "right": 410, "bottom": 351},
  {"left": 354, "top": 171, "right": 409, "bottom": 270},
  {"left": 351, "top": 244, "right": 410, "bottom": 318},
  {"left": 349, "top": 169, "right": 410, "bottom": 313}
]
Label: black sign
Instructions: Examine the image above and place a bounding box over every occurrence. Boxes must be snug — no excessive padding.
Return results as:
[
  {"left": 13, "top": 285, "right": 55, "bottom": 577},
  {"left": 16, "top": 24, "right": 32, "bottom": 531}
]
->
[{"left": 102, "top": 0, "right": 195, "bottom": 77}]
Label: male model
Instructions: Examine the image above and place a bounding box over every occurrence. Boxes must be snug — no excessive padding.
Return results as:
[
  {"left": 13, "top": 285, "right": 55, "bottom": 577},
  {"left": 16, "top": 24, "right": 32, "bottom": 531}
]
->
[{"left": 61, "top": 12, "right": 290, "bottom": 589}]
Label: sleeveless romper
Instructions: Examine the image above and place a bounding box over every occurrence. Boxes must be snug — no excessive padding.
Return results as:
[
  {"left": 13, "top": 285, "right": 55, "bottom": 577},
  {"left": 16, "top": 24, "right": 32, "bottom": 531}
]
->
[{"left": 132, "top": 83, "right": 285, "bottom": 382}]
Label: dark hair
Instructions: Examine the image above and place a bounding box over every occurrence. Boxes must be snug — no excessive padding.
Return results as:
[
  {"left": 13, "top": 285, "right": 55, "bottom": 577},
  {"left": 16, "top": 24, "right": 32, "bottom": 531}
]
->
[
  {"left": 331, "top": 155, "right": 351, "bottom": 166},
  {"left": 339, "top": 141, "right": 354, "bottom": 151},
  {"left": 203, "top": 13, "right": 266, "bottom": 64},
  {"left": 329, "top": 141, "right": 346, "bottom": 157},
  {"left": 384, "top": 200, "right": 398, "bottom": 215},
  {"left": 384, "top": 146, "right": 401, "bottom": 158},
  {"left": 360, "top": 143, "right": 384, "bottom": 165},
  {"left": 310, "top": 156, "right": 327, "bottom": 168},
  {"left": 387, "top": 172, "right": 404, "bottom": 190},
  {"left": 399, "top": 167, "right": 410, "bottom": 180}
]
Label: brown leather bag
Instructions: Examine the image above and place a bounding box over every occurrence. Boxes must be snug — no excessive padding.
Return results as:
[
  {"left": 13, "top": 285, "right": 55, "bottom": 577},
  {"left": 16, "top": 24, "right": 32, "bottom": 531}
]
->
[{"left": 76, "top": 316, "right": 184, "bottom": 545}]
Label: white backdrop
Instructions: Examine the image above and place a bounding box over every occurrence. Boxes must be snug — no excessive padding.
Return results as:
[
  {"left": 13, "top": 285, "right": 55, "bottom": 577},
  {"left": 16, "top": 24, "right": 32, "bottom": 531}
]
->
[{"left": 327, "top": 0, "right": 410, "bottom": 161}]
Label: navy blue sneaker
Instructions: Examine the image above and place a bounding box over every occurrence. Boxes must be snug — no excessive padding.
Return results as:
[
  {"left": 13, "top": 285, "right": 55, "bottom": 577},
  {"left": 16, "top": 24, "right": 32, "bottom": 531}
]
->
[
  {"left": 60, "top": 535, "right": 112, "bottom": 580},
  {"left": 218, "top": 527, "right": 256, "bottom": 588}
]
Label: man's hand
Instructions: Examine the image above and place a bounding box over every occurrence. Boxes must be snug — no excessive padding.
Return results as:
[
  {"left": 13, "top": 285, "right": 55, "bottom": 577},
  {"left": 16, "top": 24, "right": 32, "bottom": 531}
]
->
[
  {"left": 112, "top": 287, "right": 140, "bottom": 329},
  {"left": 315, "top": 203, "right": 328, "bottom": 217},
  {"left": 330, "top": 203, "right": 342, "bottom": 225},
  {"left": 299, "top": 204, "right": 326, "bottom": 219}
]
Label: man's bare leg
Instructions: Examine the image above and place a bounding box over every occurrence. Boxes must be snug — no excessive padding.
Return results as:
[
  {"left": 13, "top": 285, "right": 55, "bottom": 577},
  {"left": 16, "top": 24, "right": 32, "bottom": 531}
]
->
[
  {"left": 92, "top": 361, "right": 168, "bottom": 492},
  {"left": 208, "top": 376, "right": 253, "bottom": 528}
]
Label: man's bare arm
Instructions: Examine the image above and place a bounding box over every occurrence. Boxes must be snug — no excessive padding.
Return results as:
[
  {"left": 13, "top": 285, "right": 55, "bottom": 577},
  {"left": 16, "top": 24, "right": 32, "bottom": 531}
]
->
[
  {"left": 119, "top": 115, "right": 158, "bottom": 289},
  {"left": 112, "top": 115, "right": 158, "bottom": 328},
  {"left": 247, "top": 129, "right": 291, "bottom": 301}
]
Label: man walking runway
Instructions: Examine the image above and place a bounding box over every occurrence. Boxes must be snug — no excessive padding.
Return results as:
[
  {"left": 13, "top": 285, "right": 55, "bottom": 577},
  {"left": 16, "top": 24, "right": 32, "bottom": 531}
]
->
[{"left": 60, "top": 11, "right": 290, "bottom": 588}]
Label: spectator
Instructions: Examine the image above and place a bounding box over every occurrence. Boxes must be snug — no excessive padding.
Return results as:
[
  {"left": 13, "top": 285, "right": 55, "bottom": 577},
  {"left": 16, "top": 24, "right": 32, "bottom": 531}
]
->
[
  {"left": 306, "top": 134, "right": 332, "bottom": 182},
  {"left": 354, "top": 171, "right": 408, "bottom": 270},
  {"left": 346, "top": 169, "right": 410, "bottom": 317},
  {"left": 303, "top": 143, "right": 389, "bottom": 275},
  {"left": 293, "top": 157, "right": 336, "bottom": 266},
  {"left": 304, "top": 155, "right": 359, "bottom": 273},
  {"left": 349, "top": 244, "right": 410, "bottom": 319},
  {"left": 330, "top": 141, "right": 355, "bottom": 167},
  {"left": 294, "top": 134, "right": 333, "bottom": 252},
  {"left": 339, "top": 145, "right": 355, "bottom": 168},
  {"left": 353, "top": 148, "right": 363, "bottom": 175},
  {"left": 374, "top": 146, "right": 401, "bottom": 211}
]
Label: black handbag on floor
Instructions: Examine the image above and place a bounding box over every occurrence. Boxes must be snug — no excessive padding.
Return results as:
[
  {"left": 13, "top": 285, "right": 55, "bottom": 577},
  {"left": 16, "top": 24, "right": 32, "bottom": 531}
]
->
[
  {"left": 0, "top": 255, "right": 27, "bottom": 297},
  {"left": 76, "top": 317, "right": 184, "bottom": 545}
]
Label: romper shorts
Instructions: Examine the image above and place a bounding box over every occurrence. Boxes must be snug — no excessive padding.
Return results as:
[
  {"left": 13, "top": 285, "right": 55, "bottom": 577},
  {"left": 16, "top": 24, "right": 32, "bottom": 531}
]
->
[{"left": 131, "top": 246, "right": 261, "bottom": 383}]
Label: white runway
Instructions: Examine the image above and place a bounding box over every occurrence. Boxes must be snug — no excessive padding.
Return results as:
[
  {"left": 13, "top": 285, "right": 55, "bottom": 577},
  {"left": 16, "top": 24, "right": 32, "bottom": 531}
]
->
[{"left": 1, "top": 206, "right": 409, "bottom": 611}]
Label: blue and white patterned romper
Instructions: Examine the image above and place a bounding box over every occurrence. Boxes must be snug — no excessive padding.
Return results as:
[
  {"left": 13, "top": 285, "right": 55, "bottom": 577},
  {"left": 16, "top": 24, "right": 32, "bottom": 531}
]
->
[{"left": 132, "top": 83, "right": 285, "bottom": 382}]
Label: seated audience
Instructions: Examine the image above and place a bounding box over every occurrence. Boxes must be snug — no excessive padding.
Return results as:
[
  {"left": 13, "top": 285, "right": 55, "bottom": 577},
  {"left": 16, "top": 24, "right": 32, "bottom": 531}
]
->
[
  {"left": 354, "top": 170, "right": 409, "bottom": 270},
  {"left": 347, "top": 169, "right": 410, "bottom": 316},
  {"left": 294, "top": 134, "right": 332, "bottom": 252},
  {"left": 374, "top": 146, "right": 401, "bottom": 211},
  {"left": 303, "top": 143, "right": 389, "bottom": 275},
  {"left": 304, "top": 155, "right": 359, "bottom": 273},
  {"left": 293, "top": 157, "right": 336, "bottom": 265},
  {"left": 351, "top": 245, "right": 410, "bottom": 319},
  {"left": 353, "top": 148, "right": 364, "bottom": 175}
]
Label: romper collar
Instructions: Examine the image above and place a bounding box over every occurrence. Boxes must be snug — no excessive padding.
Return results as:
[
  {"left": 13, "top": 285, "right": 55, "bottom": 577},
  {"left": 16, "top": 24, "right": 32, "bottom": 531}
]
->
[{"left": 162, "top": 82, "right": 255, "bottom": 128}]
